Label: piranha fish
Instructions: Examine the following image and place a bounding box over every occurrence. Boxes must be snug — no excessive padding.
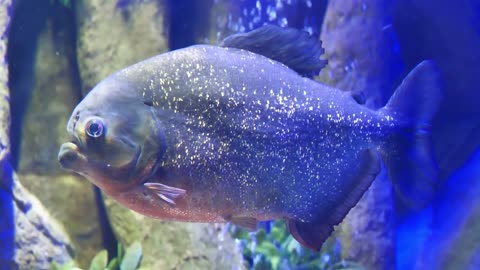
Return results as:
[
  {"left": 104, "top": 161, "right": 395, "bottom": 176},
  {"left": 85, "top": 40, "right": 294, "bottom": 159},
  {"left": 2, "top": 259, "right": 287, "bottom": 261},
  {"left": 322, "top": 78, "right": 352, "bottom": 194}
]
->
[{"left": 58, "top": 25, "right": 441, "bottom": 251}]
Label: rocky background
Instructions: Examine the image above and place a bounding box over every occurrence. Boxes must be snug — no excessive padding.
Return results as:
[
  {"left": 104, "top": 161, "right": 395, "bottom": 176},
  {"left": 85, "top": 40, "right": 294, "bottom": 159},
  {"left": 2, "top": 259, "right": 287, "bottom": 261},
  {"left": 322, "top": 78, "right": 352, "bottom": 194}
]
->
[{"left": 0, "top": 0, "right": 479, "bottom": 269}]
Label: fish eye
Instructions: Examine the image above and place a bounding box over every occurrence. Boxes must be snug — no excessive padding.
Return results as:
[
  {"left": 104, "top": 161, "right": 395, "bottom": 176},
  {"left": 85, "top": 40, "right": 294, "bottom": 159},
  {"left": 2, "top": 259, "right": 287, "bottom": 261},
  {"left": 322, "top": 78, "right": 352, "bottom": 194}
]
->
[{"left": 85, "top": 118, "right": 105, "bottom": 138}]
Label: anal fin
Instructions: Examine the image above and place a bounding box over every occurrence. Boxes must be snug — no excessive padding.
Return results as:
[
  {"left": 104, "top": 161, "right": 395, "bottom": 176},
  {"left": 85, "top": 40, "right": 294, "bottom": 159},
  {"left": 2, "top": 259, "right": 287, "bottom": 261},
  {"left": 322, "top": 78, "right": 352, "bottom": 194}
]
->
[{"left": 286, "top": 149, "right": 381, "bottom": 251}]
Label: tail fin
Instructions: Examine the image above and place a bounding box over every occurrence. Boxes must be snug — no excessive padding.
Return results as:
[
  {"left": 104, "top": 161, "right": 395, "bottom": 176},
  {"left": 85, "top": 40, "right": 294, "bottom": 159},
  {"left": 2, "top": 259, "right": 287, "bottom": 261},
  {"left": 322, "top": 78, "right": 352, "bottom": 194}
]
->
[{"left": 380, "top": 60, "right": 442, "bottom": 208}]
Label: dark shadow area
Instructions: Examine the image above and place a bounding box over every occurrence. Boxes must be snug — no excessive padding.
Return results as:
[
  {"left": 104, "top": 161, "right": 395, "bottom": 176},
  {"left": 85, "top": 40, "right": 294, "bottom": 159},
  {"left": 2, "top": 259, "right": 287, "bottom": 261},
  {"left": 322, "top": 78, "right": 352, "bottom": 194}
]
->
[
  {"left": 51, "top": 2, "right": 83, "bottom": 103},
  {"left": 93, "top": 186, "right": 118, "bottom": 261},
  {"left": 394, "top": 0, "right": 480, "bottom": 181},
  {"left": 167, "top": 0, "right": 199, "bottom": 49},
  {"left": 7, "top": 0, "right": 49, "bottom": 169},
  {"left": 393, "top": 0, "right": 480, "bottom": 268},
  {"left": 0, "top": 162, "right": 15, "bottom": 269}
]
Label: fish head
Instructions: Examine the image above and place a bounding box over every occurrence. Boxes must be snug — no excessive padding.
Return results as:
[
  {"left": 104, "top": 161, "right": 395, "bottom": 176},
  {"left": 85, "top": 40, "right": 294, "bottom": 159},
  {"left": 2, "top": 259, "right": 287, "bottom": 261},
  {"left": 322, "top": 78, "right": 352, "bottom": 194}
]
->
[{"left": 58, "top": 77, "right": 163, "bottom": 193}]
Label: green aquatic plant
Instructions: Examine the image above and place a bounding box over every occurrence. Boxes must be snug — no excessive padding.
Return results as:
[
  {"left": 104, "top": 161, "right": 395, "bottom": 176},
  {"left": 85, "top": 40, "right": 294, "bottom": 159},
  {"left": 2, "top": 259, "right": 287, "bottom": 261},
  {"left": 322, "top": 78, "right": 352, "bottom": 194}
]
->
[
  {"left": 51, "top": 242, "right": 143, "bottom": 270},
  {"left": 231, "top": 221, "right": 366, "bottom": 270}
]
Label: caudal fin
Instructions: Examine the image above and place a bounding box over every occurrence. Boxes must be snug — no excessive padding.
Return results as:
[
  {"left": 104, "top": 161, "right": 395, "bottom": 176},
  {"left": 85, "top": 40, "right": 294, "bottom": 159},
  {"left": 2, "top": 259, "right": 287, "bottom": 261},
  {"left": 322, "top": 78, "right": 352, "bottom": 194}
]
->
[{"left": 380, "top": 60, "right": 443, "bottom": 208}]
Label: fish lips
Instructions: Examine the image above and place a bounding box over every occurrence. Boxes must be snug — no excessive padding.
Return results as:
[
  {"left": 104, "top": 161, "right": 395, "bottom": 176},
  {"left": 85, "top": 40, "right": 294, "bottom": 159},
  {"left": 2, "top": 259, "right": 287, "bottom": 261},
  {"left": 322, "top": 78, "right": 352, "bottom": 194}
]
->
[
  {"left": 58, "top": 142, "right": 88, "bottom": 172},
  {"left": 58, "top": 141, "right": 145, "bottom": 189}
]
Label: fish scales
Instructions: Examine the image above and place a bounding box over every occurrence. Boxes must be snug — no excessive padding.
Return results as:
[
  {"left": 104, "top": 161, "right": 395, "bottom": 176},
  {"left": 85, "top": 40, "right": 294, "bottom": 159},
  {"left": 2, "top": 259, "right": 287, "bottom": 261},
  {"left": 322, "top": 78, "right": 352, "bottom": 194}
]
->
[{"left": 114, "top": 45, "right": 391, "bottom": 221}]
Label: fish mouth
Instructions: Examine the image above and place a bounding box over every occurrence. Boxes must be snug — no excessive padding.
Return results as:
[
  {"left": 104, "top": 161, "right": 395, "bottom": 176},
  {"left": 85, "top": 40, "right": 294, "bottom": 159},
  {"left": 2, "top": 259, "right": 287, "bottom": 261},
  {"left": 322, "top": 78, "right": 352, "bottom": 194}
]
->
[{"left": 58, "top": 142, "right": 88, "bottom": 172}]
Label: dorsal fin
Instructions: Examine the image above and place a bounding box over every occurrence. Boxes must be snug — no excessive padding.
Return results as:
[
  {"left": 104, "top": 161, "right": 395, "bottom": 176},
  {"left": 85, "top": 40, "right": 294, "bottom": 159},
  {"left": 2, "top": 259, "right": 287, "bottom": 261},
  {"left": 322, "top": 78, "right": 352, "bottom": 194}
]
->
[{"left": 220, "top": 25, "right": 327, "bottom": 77}]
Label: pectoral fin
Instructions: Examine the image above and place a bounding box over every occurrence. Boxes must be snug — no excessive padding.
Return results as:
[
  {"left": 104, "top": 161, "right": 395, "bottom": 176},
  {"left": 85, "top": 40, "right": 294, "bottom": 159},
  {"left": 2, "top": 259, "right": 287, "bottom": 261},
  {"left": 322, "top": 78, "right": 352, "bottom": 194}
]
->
[
  {"left": 144, "top": 182, "right": 186, "bottom": 206},
  {"left": 286, "top": 149, "right": 381, "bottom": 251},
  {"left": 224, "top": 215, "right": 258, "bottom": 231}
]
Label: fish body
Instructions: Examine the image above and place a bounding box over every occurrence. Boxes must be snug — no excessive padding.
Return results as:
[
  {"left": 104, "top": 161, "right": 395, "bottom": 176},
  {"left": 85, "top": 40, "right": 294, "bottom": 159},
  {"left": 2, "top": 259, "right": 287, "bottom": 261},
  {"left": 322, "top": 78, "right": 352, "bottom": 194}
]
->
[
  {"left": 58, "top": 26, "right": 441, "bottom": 250},
  {"left": 112, "top": 45, "right": 383, "bottom": 219}
]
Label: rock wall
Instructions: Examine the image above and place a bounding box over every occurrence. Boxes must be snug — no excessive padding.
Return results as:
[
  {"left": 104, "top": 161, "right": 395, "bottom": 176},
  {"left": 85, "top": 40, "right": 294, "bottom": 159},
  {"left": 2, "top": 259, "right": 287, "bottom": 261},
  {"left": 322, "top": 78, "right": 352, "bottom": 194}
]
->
[
  {"left": 320, "top": 0, "right": 403, "bottom": 109},
  {"left": 0, "top": 0, "right": 12, "bottom": 161},
  {"left": 11, "top": 169, "right": 74, "bottom": 269},
  {"left": 76, "top": 0, "right": 169, "bottom": 95}
]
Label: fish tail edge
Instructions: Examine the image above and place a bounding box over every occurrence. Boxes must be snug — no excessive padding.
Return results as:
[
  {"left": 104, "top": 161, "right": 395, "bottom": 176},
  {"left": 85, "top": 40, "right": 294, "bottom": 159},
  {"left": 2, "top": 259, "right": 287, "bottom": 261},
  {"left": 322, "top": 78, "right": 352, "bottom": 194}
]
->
[{"left": 380, "top": 60, "right": 443, "bottom": 208}]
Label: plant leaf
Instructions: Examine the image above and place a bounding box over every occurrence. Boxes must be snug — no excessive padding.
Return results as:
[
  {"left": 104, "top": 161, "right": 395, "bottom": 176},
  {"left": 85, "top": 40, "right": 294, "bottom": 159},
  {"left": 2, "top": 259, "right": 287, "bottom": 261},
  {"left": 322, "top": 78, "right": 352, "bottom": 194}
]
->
[
  {"left": 107, "top": 258, "right": 119, "bottom": 270},
  {"left": 328, "top": 261, "right": 367, "bottom": 270},
  {"left": 117, "top": 243, "right": 123, "bottom": 262},
  {"left": 120, "top": 242, "right": 142, "bottom": 270},
  {"left": 89, "top": 250, "right": 108, "bottom": 270},
  {"left": 50, "top": 261, "right": 80, "bottom": 270},
  {"left": 256, "top": 241, "right": 279, "bottom": 258},
  {"left": 50, "top": 261, "right": 60, "bottom": 270}
]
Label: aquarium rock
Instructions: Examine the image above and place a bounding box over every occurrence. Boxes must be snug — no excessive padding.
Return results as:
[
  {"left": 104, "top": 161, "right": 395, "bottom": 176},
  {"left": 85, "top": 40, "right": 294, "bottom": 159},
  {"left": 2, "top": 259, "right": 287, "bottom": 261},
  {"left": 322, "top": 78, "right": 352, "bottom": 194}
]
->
[
  {"left": 76, "top": 0, "right": 169, "bottom": 95},
  {"left": 0, "top": 0, "right": 12, "bottom": 161},
  {"left": 320, "top": 0, "right": 403, "bottom": 109},
  {"left": 12, "top": 172, "right": 74, "bottom": 269}
]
